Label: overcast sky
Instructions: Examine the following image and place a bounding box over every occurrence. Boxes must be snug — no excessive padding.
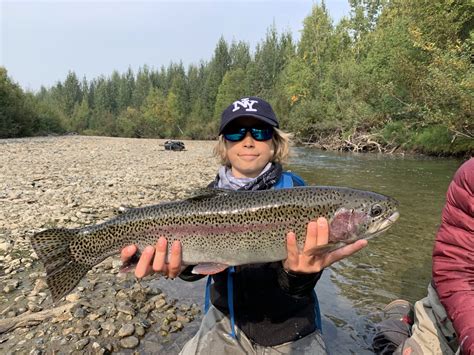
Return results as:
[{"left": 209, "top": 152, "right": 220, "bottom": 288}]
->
[{"left": 1, "top": 0, "right": 351, "bottom": 91}]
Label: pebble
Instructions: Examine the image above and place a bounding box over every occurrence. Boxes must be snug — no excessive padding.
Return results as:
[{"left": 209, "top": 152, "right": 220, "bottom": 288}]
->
[
  {"left": 0, "top": 242, "right": 11, "bottom": 251},
  {"left": 25, "top": 332, "right": 36, "bottom": 340},
  {"left": 65, "top": 293, "right": 81, "bottom": 302},
  {"left": 118, "top": 323, "right": 135, "bottom": 338},
  {"left": 27, "top": 302, "right": 42, "bottom": 312},
  {"left": 62, "top": 327, "right": 74, "bottom": 336},
  {"left": 119, "top": 336, "right": 139, "bottom": 349},
  {"left": 3, "top": 280, "right": 20, "bottom": 293},
  {"left": 165, "top": 313, "right": 177, "bottom": 322},
  {"left": 89, "top": 329, "right": 100, "bottom": 336},
  {"left": 73, "top": 307, "right": 87, "bottom": 318},
  {"left": 75, "top": 337, "right": 90, "bottom": 350},
  {"left": 155, "top": 299, "right": 167, "bottom": 310},
  {"left": 135, "top": 324, "right": 145, "bottom": 337},
  {"left": 117, "top": 304, "right": 135, "bottom": 316},
  {"left": 170, "top": 321, "right": 184, "bottom": 333},
  {"left": 6, "top": 310, "right": 17, "bottom": 318}
]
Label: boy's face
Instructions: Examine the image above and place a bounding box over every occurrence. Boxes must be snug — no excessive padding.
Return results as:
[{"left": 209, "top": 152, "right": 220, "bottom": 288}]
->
[{"left": 224, "top": 117, "right": 274, "bottom": 179}]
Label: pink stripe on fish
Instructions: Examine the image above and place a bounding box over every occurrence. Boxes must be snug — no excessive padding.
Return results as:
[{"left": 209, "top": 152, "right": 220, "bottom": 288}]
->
[{"left": 148, "top": 220, "right": 294, "bottom": 237}]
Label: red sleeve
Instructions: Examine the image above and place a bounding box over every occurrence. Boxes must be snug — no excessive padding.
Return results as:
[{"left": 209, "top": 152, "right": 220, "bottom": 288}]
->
[{"left": 432, "top": 158, "right": 474, "bottom": 354}]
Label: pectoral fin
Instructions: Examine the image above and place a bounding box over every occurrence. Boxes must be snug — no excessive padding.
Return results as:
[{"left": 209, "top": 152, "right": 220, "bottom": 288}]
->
[
  {"left": 192, "top": 263, "right": 229, "bottom": 275},
  {"left": 303, "top": 243, "right": 342, "bottom": 257}
]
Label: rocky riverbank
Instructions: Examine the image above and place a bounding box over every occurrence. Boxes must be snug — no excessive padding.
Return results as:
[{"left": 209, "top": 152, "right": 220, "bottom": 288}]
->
[{"left": 0, "top": 136, "right": 219, "bottom": 354}]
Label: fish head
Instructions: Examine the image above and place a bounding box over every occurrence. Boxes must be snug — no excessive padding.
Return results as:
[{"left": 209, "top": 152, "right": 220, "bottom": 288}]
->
[{"left": 329, "top": 191, "right": 399, "bottom": 243}]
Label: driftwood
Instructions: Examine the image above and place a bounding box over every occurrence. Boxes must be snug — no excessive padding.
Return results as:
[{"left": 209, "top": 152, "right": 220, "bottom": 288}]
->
[
  {"left": 301, "top": 132, "right": 399, "bottom": 154},
  {"left": 0, "top": 303, "right": 75, "bottom": 334}
]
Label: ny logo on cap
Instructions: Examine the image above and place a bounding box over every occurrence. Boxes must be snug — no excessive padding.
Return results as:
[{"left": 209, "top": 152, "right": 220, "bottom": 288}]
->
[{"left": 232, "top": 98, "right": 258, "bottom": 112}]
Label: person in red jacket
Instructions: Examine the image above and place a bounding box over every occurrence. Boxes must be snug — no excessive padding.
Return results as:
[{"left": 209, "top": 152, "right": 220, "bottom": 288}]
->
[
  {"left": 432, "top": 157, "right": 474, "bottom": 354},
  {"left": 373, "top": 158, "right": 473, "bottom": 354}
]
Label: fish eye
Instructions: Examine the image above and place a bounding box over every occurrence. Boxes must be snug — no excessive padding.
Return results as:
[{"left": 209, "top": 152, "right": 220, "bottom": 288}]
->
[{"left": 370, "top": 204, "right": 383, "bottom": 217}]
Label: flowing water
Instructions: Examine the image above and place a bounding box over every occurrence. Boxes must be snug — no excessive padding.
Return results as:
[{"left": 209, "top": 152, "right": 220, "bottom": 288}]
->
[{"left": 149, "top": 148, "right": 465, "bottom": 354}]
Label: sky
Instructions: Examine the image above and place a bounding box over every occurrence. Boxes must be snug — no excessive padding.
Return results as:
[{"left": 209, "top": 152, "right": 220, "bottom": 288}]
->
[{"left": 1, "top": 0, "right": 351, "bottom": 92}]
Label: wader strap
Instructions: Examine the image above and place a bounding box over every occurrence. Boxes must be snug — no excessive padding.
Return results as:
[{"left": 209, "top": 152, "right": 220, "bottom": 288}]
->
[
  {"left": 313, "top": 290, "right": 322, "bottom": 332},
  {"left": 204, "top": 276, "right": 212, "bottom": 313},
  {"left": 274, "top": 172, "right": 294, "bottom": 189},
  {"left": 227, "top": 266, "right": 236, "bottom": 338}
]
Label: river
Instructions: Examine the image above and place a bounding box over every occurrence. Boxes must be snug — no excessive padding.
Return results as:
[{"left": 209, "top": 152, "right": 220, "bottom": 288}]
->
[{"left": 151, "top": 148, "right": 464, "bottom": 354}]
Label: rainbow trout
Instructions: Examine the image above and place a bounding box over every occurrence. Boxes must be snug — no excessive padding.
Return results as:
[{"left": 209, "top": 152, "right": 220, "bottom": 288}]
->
[{"left": 31, "top": 186, "right": 399, "bottom": 302}]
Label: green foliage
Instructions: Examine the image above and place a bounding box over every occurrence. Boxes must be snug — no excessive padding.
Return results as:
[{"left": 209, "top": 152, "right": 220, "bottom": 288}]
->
[
  {"left": 214, "top": 68, "right": 249, "bottom": 119},
  {"left": 69, "top": 99, "right": 90, "bottom": 132},
  {"left": 0, "top": 67, "right": 32, "bottom": 137},
  {"left": 0, "top": 67, "right": 64, "bottom": 138},
  {"left": 116, "top": 107, "right": 141, "bottom": 138},
  {"left": 380, "top": 121, "right": 413, "bottom": 147},
  {"left": 411, "top": 125, "right": 473, "bottom": 156}
]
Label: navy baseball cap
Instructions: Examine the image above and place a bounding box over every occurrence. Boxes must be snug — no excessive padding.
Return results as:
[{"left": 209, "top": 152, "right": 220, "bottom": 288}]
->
[{"left": 219, "top": 96, "right": 279, "bottom": 134}]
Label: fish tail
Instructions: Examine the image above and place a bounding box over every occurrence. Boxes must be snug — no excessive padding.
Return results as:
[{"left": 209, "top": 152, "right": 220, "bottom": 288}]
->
[{"left": 30, "top": 228, "right": 90, "bottom": 303}]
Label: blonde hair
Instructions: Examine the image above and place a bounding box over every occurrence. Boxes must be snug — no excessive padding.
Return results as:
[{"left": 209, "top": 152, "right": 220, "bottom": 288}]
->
[{"left": 213, "top": 127, "right": 293, "bottom": 167}]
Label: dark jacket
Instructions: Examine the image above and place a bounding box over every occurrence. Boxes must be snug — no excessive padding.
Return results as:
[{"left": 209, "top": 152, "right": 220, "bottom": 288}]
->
[
  {"left": 180, "top": 167, "right": 322, "bottom": 346},
  {"left": 432, "top": 158, "right": 474, "bottom": 354}
]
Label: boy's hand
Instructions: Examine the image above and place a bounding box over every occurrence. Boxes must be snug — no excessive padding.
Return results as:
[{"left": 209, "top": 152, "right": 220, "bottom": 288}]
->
[
  {"left": 283, "top": 217, "right": 367, "bottom": 274},
  {"left": 120, "top": 237, "right": 183, "bottom": 279}
]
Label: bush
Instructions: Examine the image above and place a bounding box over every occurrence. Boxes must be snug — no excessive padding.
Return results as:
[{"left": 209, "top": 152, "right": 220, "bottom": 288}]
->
[
  {"left": 380, "top": 121, "right": 413, "bottom": 147},
  {"left": 411, "top": 125, "right": 473, "bottom": 156}
]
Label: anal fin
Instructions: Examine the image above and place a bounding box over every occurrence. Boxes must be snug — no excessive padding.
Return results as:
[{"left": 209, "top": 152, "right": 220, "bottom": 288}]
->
[{"left": 191, "top": 263, "right": 229, "bottom": 275}]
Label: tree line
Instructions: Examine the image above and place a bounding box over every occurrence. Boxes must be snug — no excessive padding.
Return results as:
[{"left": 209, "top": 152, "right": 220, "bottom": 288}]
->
[{"left": 1, "top": 0, "right": 472, "bottom": 155}]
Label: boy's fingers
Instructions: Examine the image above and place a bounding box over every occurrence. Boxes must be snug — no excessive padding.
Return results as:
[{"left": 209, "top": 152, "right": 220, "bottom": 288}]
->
[
  {"left": 135, "top": 246, "right": 154, "bottom": 278},
  {"left": 152, "top": 237, "right": 167, "bottom": 272},
  {"left": 303, "top": 220, "right": 319, "bottom": 251},
  {"left": 168, "top": 241, "right": 182, "bottom": 278},
  {"left": 120, "top": 245, "right": 137, "bottom": 262},
  {"left": 315, "top": 217, "right": 329, "bottom": 246},
  {"left": 285, "top": 232, "right": 299, "bottom": 266}
]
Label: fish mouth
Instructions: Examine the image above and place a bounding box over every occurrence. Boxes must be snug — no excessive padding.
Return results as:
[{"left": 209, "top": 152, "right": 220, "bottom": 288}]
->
[{"left": 366, "top": 211, "right": 400, "bottom": 238}]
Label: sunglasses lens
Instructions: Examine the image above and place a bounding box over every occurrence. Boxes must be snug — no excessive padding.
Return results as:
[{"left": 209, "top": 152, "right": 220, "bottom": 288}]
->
[
  {"left": 224, "top": 128, "right": 247, "bottom": 142},
  {"left": 251, "top": 128, "right": 273, "bottom": 141}
]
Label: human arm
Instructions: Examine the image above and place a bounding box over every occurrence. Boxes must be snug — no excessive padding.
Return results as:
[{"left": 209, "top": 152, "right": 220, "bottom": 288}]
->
[{"left": 432, "top": 159, "right": 474, "bottom": 354}]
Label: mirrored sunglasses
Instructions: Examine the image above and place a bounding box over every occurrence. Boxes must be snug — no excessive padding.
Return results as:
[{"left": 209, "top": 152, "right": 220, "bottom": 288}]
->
[{"left": 223, "top": 127, "right": 274, "bottom": 142}]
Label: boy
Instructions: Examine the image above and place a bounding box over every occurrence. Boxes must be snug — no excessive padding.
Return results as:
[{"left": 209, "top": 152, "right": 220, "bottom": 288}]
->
[{"left": 121, "top": 97, "right": 367, "bottom": 354}]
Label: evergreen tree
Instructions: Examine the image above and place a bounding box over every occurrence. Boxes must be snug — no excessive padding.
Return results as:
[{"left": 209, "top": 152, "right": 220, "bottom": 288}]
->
[
  {"left": 204, "top": 37, "right": 231, "bottom": 118},
  {"left": 133, "top": 65, "right": 152, "bottom": 108},
  {"left": 118, "top": 67, "right": 135, "bottom": 111},
  {"left": 214, "top": 68, "right": 248, "bottom": 119},
  {"left": 62, "top": 71, "right": 82, "bottom": 116},
  {"left": 229, "top": 40, "right": 251, "bottom": 70}
]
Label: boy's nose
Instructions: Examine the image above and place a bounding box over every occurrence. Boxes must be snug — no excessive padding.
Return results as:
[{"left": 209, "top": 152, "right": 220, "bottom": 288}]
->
[{"left": 242, "top": 132, "right": 255, "bottom": 146}]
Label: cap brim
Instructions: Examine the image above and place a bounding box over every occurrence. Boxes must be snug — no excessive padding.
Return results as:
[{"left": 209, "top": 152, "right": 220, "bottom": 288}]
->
[{"left": 219, "top": 114, "right": 278, "bottom": 134}]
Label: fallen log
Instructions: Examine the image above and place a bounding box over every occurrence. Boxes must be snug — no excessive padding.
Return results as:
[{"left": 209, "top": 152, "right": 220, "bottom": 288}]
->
[{"left": 0, "top": 303, "right": 75, "bottom": 334}]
